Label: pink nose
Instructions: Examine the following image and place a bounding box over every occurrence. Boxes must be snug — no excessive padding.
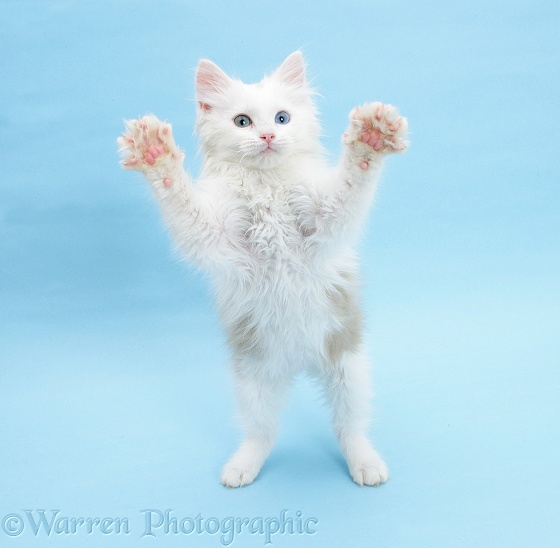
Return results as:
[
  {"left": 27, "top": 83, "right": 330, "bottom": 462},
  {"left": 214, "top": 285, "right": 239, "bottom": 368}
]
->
[{"left": 260, "top": 133, "right": 275, "bottom": 144}]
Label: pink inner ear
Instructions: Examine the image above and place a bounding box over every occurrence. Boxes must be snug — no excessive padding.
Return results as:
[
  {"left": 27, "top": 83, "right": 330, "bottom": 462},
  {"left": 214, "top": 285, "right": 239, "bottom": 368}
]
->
[
  {"left": 196, "top": 59, "right": 230, "bottom": 104},
  {"left": 277, "top": 51, "right": 306, "bottom": 87},
  {"left": 196, "top": 71, "right": 217, "bottom": 91},
  {"left": 199, "top": 102, "right": 212, "bottom": 112}
]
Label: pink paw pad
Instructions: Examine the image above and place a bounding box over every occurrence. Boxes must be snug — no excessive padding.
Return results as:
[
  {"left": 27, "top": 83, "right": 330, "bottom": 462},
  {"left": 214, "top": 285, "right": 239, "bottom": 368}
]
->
[
  {"left": 118, "top": 116, "right": 181, "bottom": 171},
  {"left": 361, "top": 129, "right": 383, "bottom": 151},
  {"left": 163, "top": 178, "right": 173, "bottom": 188},
  {"left": 347, "top": 102, "right": 408, "bottom": 156},
  {"left": 144, "top": 144, "right": 165, "bottom": 165}
]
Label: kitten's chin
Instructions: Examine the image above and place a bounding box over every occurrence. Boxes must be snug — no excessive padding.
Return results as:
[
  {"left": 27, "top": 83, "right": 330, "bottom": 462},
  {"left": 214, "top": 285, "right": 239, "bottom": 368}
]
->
[{"left": 241, "top": 149, "right": 286, "bottom": 170}]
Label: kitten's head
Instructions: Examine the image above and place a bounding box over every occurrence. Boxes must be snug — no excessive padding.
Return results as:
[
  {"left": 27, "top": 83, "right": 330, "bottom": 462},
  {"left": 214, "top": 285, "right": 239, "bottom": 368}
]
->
[{"left": 195, "top": 52, "right": 321, "bottom": 171}]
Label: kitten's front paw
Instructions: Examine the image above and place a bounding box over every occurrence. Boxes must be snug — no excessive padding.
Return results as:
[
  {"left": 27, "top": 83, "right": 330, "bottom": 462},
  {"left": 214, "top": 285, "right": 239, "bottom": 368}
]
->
[
  {"left": 118, "top": 115, "right": 183, "bottom": 186},
  {"left": 343, "top": 102, "right": 408, "bottom": 168}
]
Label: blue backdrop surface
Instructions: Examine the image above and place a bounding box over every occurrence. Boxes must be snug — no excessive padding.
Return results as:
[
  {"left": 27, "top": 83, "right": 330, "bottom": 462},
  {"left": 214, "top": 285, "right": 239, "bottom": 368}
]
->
[{"left": 1, "top": 1, "right": 559, "bottom": 546}]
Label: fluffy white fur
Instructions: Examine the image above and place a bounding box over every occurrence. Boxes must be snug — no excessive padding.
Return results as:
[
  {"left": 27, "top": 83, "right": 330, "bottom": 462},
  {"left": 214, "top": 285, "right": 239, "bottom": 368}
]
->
[{"left": 118, "top": 51, "right": 408, "bottom": 487}]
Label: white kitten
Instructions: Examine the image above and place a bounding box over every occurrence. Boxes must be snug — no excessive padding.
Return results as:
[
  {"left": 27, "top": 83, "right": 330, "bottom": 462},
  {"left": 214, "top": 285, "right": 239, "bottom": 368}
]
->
[{"left": 118, "top": 52, "right": 408, "bottom": 487}]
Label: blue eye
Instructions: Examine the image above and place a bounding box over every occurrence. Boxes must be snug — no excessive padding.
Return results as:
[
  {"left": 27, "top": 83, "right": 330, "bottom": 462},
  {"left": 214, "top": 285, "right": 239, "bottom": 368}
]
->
[
  {"left": 275, "top": 111, "right": 290, "bottom": 125},
  {"left": 234, "top": 114, "right": 252, "bottom": 128}
]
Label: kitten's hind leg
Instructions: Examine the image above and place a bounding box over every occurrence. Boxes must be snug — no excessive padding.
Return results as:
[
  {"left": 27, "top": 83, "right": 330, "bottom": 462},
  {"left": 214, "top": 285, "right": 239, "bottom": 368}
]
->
[
  {"left": 221, "top": 361, "right": 290, "bottom": 488},
  {"left": 321, "top": 350, "right": 389, "bottom": 486}
]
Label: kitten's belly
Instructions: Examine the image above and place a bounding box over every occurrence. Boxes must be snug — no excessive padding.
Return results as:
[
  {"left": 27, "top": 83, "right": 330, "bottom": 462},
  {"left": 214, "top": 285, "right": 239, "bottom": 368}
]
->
[{"left": 214, "top": 252, "right": 359, "bottom": 368}]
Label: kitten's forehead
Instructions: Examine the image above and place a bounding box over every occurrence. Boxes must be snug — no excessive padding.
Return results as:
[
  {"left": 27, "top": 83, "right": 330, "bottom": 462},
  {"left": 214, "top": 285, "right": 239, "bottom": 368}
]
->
[{"left": 227, "top": 78, "right": 297, "bottom": 115}]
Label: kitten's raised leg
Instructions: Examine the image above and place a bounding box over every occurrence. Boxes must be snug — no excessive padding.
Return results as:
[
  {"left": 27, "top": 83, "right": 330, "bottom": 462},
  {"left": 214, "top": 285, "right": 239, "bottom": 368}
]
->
[
  {"left": 118, "top": 116, "right": 225, "bottom": 269},
  {"left": 221, "top": 360, "right": 290, "bottom": 488},
  {"left": 342, "top": 101, "right": 408, "bottom": 170},
  {"left": 322, "top": 350, "right": 388, "bottom": 486},
  {"left": 306, "top": 103, "right": 408, "bottom": 246},
  {"left": 118, "top": 114, "right": 185, "bottom": 190}
]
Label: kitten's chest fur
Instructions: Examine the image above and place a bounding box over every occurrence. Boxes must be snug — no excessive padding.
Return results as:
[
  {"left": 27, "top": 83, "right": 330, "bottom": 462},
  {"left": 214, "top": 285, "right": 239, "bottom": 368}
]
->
[{"left": 227, "top": 175, "right": 310, "bottom": 274}]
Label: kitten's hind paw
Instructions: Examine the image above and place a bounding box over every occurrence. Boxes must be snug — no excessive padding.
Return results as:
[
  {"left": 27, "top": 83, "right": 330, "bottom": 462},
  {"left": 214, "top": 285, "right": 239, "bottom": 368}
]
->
[
  {"left": 220, "top": 440, "right": 268, "bottom": 488},
  {"left": 344, "top": 438, "right": 389, "bottom": 486},
  {"left": 350, "top": 459, "right": 389, "bottom": 487},
  {"left": 117, "top": 115, "right": 183, "bottom": 180},
  {"left": 343, "top": 102, "right": 408, "bottom": 158},
  {"left": 220, "top": 465, "right": 259, "bottom": 488}
]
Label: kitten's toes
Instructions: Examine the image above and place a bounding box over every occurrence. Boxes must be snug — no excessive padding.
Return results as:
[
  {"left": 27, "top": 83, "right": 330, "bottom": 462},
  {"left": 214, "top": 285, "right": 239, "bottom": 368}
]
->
[
  {"left": 220, "top": 464, "right": 259, "bottom": 488},
  {"left": 220, "top": 439, "right": 270, "bottom": 487},
  {"left": 117, "top": 115, "right": 182, "bottom": 172},
  {"left": 344, "top": 438, "right": 389, "bottom": 486},
  {"left": 350, "top": 459, "right": 389, "bottom": 487},
  {"left": 344, "top": 102, "right": 408, "bottom": 156}
]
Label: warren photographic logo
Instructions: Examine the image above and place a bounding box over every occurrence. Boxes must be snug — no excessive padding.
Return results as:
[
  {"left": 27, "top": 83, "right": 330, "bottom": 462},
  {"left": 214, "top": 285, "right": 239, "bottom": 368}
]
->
[
  {"left": 2, "top": 508, "right": 318, "bottom": 546},
  {"left": 1, "top": 511, "right": 130, "bottom": 538}
]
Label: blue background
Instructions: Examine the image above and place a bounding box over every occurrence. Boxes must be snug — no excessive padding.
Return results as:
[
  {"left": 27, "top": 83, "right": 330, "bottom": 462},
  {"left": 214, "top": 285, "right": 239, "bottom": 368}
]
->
[{"left": 1, "top": 0, "right": 559, "bottom": 546}]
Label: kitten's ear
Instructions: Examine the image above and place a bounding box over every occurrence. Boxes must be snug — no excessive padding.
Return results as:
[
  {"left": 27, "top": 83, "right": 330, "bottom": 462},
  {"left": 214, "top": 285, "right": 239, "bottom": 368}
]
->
[
  {"left": 274, "top": 51, "right": 306, "bottom": 88},
  {"left": 196, "top": 59, "right": 231, "bottom": 111}
]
